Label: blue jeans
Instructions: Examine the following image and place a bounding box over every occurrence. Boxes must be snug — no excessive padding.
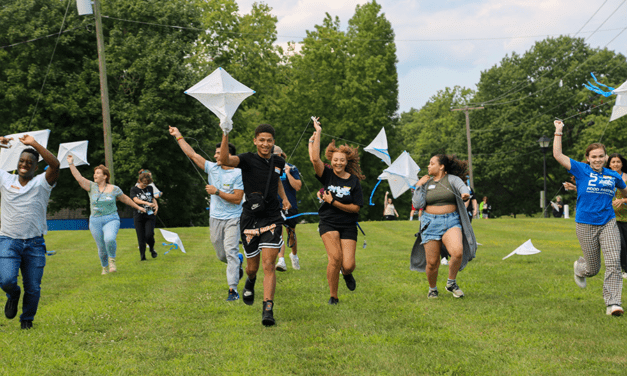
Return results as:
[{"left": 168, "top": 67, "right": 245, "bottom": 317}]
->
[
  {"left": 89, "top": 213, "right": 121, "bottom": 267},
  {"left": 0, "top": 236, "right": 47, "bottom": 322},
  {"left": 420, "top": 211, "right": 462, "bottom": 244}
]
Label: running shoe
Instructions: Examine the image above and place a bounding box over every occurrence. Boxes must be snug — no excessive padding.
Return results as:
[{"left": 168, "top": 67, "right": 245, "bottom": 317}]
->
[
  {"left": 441, "top": 257, "right": 449, "bottom": 265},
  {"left": 328, "top": 297, "right": 339, "bottom": 305},
  {"left": 243, "top": 277, "right": 256, "bottom": 306},
  {"left": 445, "top": 282, "right": 465, "bottom": 298},
  {"left": 108, "top": 257, "right": 117, "bottom": 273},
  {"left": 574, "top": 260, "right": 587, "bottom": 288},
  {"left": 4, "top": 292, "right": 19, "bottom": 319},
  {"left": 262, "top": 301, "right": 275, "bottom": 326},
  {"left": 227, "top": 289, "right": 239, "bottom": 301},
  {"left": 343, "top": 273, "right": 356, "bottom": 291},
  {"left": 290, "top": 253, "right": 300, "bottom": 270},
  {"left": 238, "top": 253, "right": 244, "bottom": 280},
  {"left": 275, "top": 257, "right": 287, "bottom": 272},
  {"left": 427, "top": 289, "right": 439, "bottom": 299},
  {"left": 150, "top": 249, "right": 158, "bottom": 258},
  {"left": 101, "top": 267, "right": 108, "bottom": 275},
  {"left": 20, "top": 320, "right": 33, "bottom": 330},
  {"left": 606, "top": 305, "right": 624, "bottom": 316}
]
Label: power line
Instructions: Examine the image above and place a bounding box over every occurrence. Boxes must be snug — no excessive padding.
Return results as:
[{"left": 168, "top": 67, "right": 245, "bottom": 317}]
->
[{"left": 0, "top": 25, "right": 87, "bottom": 50}]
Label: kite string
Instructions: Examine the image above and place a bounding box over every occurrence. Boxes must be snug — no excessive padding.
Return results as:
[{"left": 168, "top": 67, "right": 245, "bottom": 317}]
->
[
  {"left": 173, "top": 137, "right": 209, "bottom": 184},
  {"left": 286, "top": 118, "right": 312, "bottom": 163}
]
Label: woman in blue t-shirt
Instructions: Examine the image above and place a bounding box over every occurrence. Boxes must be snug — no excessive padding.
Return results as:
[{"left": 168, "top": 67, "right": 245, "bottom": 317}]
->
[
  {"left": 68, "top": 155, "right": 146, "bottom": 275},
  {"left": 553, "top": 120, "right": 627, "bottom": 316},
  {"left": 308, "top": 118, "right": 364, "bottom": 305}
]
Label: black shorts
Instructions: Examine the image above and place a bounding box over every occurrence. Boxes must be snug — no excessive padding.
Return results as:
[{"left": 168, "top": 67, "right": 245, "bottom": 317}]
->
[
  {"left": 384, "top": 215, "right": 396, "bottom": 221},
  {"left": 318, "top": 222, "right": 358, "bottom": 241},
  {"left": 283, "top": 207, "right": 299, "bottom": 229},
  {"left": 240, "top": 213, "right": 284, "bottom": 258}
]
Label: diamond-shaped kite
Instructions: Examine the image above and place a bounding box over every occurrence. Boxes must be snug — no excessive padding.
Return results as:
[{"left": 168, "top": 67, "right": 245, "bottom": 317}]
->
[
  {"left": 185, "top": 67, "right": 255, "bottom": 133},
  {"left": 610, "top": 80, "right": 627, "bottom": 122},
  {"left": 0, "top": 129, "right": 51, "bottom": 172},
  {"left": 160, "top": 229, "right": 186, "bottom": 254},
  {"left": 364, "top": 127, "right": 391, "bottom": 166},
  {"left": 378, "top": 151, "right": 421, "bottom": 198},
  {"left": 58, "top": 141, "right": 90, "bottom": 169},
  {"left": 502, "top": 239, "right": 541, "bottom": 260}
]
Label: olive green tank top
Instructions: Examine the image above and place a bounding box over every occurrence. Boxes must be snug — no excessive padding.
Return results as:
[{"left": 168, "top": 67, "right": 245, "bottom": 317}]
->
[{"left": 425, "top": 175, "right": 456, "bottom": 206}]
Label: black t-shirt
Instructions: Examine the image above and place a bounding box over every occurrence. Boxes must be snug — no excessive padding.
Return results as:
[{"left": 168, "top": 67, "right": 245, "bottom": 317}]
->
[
  {"left": 237, "top": 152, "right": 285, "bottom": 217},
  {"left": 130, "top": 185, "right": 154, "bottom": 217},
  {"left": 316, "top": 166, "right": 363, "bottom": 227}
]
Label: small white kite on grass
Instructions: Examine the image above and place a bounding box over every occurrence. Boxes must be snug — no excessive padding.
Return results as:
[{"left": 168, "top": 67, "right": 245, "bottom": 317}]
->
[
  {"left": 58, "top": 141, "right": 90, "bottom": 169},
  {"left": 364, "top": 127, "right": 392, "bottom": 166},
  {"left": 185, "top": 67, "right": 255, "bottom": 133},
  {"left": 502, "top": 239, "right": 541, "bottom": 260},
  {"left": 160, "top": 229, "right": 186, "bottom": 254},
  {"left": 0, "top": 129, "right": 51, "bottom": 172}
]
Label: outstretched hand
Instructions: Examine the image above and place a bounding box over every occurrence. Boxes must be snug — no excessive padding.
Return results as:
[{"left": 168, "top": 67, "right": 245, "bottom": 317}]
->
[
  {"left": 168, "top": 125, "right": 182, "bottom": 139},
  {"left": 19, "top": 134, "right": 36, "bottom": 146},
  {"left": 313, "top": 117, "right": 321, "bottom": 132},
  {"left": 0, "top": 136, "right": 12, "bottom": 148},
  {"left": 66, "top": 154, "right": 74, "bottom": 164},
  {"left": 554, "top": 120, "right": 564, "bottom": 132}
]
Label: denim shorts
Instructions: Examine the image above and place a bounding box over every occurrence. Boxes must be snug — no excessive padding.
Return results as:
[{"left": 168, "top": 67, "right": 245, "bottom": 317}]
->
[{"left": 420, "top": 211, "right": 462, "bottom": 244}]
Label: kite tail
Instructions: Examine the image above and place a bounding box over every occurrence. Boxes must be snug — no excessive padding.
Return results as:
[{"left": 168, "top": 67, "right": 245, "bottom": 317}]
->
[
  {"left": 369, "top": 179, "right": 383, "bottom": 206},
  {"left": 583, "top": 73, "right": 615, "bottom": 97}
]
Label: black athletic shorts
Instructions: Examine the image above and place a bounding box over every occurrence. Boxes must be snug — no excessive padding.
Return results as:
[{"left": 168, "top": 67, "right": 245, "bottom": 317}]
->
[
  {"left": 240, "top": 213, "right": 284, "bottom": 258},
  {"left": 283, "top": 207, "right": 299, "bottom": 229},
  {"left": 318, "top": 222, "right": 358, "bottom": 241}
]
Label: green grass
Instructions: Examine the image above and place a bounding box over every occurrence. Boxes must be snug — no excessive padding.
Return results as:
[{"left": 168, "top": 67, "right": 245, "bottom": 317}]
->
[{"left": 1, "top": 218, "right": 626, "bottom": 375}]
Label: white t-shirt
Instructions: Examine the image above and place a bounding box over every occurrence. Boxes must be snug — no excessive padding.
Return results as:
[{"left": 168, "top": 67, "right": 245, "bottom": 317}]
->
[{"left": 0, "top": 170, "right": 55, "bottom": 239}]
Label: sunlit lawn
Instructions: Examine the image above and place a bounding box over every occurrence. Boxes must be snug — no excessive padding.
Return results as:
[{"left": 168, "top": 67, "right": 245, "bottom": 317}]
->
[{"left": 0, "top": 218, "right": 625, "bottom": 375}]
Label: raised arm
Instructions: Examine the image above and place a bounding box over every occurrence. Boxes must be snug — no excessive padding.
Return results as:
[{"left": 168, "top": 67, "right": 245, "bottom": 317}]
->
[
  {"left": 285, "top": 164, "right": 302, "bottom": 191},
  {"left": 20, "top": 134, "right": 59, "bottom": 185},
  {"left": 384, "top": 191, "right": 389, "bottom": 212},
  {"left": 553, "top": 120, "right": 571, "bottom": 170},
  {"left": 219, "top": 132, "right": 240, "bottom": 167},
  {"left": 308, "top": 117, "right": 324, "bottom": 177},
  {"left": 169, "top": 126, "right": 206, "bottom": 170},
  {"left": 67, "top": 155, "right": 91, "bottom": 191}
]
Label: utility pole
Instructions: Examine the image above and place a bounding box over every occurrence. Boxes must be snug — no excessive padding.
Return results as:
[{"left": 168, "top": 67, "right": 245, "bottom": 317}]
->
[
  {"left": 451, "top": 106, "right": 484, "bottom": 191},
  {"left": 92, "top": 0, "right": 115, "bottom": 184}
]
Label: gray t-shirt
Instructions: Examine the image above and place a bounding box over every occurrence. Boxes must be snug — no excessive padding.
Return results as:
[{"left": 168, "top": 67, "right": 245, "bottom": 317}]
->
[{"left": 0, "top": 170, "right": 55, "bottom": 239}]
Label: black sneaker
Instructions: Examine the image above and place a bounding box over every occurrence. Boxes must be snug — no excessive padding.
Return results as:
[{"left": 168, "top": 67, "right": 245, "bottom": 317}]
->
[
  {"left": 20, "top": 320, "right": 33, "bottom": 330},
  {"left": 242, "top": 277, "right": 256, "bottom": 306},
  {"left": 5, "top": 292, "right": 20, "bottom": 319},
  {"left": 328, "top": 297, "right": 339, "bottom": 305},
  {"left": 343, "top": 273, "right": 356, "bottom": 291},
  {"left": 445, "top": 282, "right": 465, "bottom": 298},
  {"left": 262, "top": 301, "right": 275, "bottom": 326},
  {"left": 427, "top": 289, "right": 439, "bottom": 299},
  {"left": 150, "top": 249, "right": 158, "bottom": 258}
]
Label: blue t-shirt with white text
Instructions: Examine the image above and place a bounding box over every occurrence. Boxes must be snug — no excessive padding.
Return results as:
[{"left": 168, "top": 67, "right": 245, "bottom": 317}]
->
[{"left": 569, "top": 158, "right": 626, "bottom": 225}]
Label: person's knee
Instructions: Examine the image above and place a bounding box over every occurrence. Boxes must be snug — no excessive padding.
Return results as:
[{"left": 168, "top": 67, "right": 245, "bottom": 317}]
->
[{"left": 343, "top": 262, "right": 356, "bottom": 274}]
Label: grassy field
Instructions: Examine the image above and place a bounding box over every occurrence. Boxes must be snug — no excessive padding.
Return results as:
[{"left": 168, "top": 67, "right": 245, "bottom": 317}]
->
[{"left": 1, "top": 218, "right": 626, "bottom": 375}]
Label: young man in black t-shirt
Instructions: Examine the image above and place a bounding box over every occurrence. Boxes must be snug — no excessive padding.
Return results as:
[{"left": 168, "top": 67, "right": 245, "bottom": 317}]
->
[{"left": 218, "top": 124, "right": 290, "bottom": 326}]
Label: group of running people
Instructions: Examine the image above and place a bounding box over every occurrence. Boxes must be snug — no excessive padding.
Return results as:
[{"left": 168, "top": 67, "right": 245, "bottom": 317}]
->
[{"left": 1, "top": 117, "right": 626, "bottom": 330}]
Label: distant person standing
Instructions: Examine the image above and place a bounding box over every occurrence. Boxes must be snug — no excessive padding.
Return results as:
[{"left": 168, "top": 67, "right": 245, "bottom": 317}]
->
[
  {"left": 169, "top": 126, "right": 245, "bottom": 301},
  {"left": 67, "top": 155, "right": 146, "bottom": 275},
  {"left": 480, "top": 196, "right": 491, "bottom": 219},
  {"left": 273, "top": 145, "right": 302, "bottom": 272},
  {"left": 0, "top": 134, "right": 59, "bottom": 330},
  {"left": 553, "top": 120, "right": 627, "bottom": 316},
  {"left": 383, "top": 191, "right": 399, "bottom": 220},
  {"left": 551, "top": 196, "right": 564, "bottom": 218},
  {"left": 130, "top": 173, "right": 159, "bottom": 261}
]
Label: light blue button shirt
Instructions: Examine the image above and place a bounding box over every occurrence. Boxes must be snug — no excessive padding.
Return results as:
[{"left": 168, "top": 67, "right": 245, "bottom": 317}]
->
[{"left": 205, "top": 161, "right": 244, "bottom": 220}]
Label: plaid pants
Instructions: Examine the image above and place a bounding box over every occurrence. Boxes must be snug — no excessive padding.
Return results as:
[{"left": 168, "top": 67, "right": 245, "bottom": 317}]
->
[{"left": 575, "top": 218, "right": 622, "bottom": 306}]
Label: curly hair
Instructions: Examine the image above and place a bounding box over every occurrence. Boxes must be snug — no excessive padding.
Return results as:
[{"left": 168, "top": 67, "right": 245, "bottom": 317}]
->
[
  {"left": 434, "top": 154, "right": 468, "bottom": 179},
  {"left": 324, "top": 140, "right": 365, "bottom": 180}
]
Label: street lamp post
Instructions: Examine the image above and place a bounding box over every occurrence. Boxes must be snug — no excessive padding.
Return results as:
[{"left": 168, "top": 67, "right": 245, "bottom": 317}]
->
[{"left": 538, "top": 135, "right": 551, "bottom": 218}]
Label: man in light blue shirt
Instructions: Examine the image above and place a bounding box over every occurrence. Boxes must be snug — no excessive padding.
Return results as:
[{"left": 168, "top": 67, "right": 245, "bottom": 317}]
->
[{"left": 169, "top": 126, "right": 244, "bottom": 301}]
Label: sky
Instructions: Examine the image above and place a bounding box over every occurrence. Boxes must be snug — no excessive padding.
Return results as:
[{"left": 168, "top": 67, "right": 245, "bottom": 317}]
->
[{"left": 235, "top": 0, "right": 627, "bottom": 114}]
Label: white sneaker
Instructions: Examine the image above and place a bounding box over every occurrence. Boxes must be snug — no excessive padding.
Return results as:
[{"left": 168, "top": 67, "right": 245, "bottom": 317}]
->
[
  {"left": 606, "top": 305, "right": 624, "bottom": 316},
  {"left": 290, "top": 253, "right": 300, "bottom": 270},
  {"left": 108, "top": 257, "right": 117, "bottom": 273},
  {"left": 623, "top": 272, "right": 627, "bottom": 279},
  {"left": 101, "top": 267, "right": 108, "bottom": 275},
  {"left": 573, "top": 260, "right": 586, "bottom": 288},
  {"left": 275, "top": 257, "right": 287, "bottom": 272},
  {"left": 441, "top": 257, "right": 448, "bottom": 265}
]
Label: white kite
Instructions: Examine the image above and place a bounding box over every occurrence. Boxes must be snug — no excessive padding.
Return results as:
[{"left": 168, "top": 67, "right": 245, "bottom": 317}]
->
[
  {"left": 0, "top": 129, "right": 51, "bottom": 172},
  {"left": 160, "top": 229, "right": 186, "bottom": 254},
  {"left": 58, "top": 141, "right": 90, "bottom": 169},
  {"left": 364, "top": 127, "right": 392, "bottom": 166},
  {"left": 378, "top": 151, "right": 420, "bottom": 198},
  {"left": 610, "top": 79, "right": 627, "bottom": 122},
  {"left": 185, "top": 67, "right": 255, "bottom": 133},
  {"left": 502, "top": 239, "right": 541, "bottom": 260}
]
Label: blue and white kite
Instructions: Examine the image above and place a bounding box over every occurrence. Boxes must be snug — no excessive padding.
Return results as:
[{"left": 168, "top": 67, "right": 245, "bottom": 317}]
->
[
  {"left": 583, "top": 73, "right": 627, "bottom": 122},
  {"left": 364, "top": 127, "right": 392, "bottom": 166},
  {"left": 369, "top": 151, "right": 420, "bottom": 205}
]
